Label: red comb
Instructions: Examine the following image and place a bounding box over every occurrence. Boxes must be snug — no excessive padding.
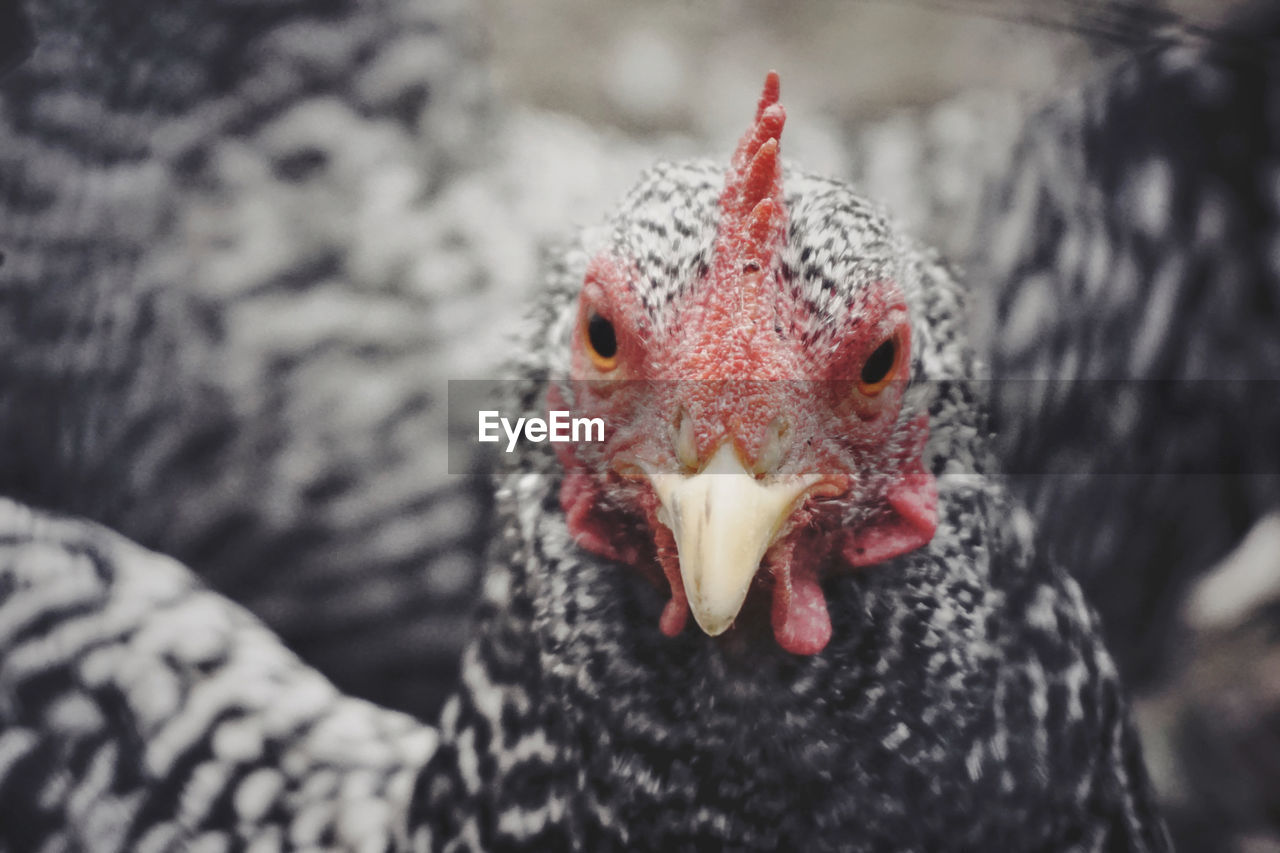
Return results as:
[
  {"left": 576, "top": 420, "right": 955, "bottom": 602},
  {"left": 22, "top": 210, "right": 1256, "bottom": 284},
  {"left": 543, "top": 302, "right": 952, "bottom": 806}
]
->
[
  {"left": 720, "top": 71, "right": 787, "bottom": 270},
  {"left": 672, "top": 73, "right": 793, "bottom": 380}
]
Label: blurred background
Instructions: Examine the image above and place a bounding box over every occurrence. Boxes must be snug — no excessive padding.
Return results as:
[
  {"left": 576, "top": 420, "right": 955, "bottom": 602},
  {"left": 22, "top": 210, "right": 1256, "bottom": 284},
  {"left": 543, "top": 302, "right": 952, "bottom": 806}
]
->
[
  {"left": 0, "top": 1, "right": 1276, "bottom": 850},
  {"left": 484, "top": 0, "right": 1223, "bottom": 134}
]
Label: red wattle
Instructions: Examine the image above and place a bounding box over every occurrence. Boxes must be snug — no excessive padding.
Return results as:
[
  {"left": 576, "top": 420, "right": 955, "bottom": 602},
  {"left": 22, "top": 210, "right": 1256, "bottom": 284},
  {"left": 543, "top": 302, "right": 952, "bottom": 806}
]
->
[
  {"left": 560, "top": 472, "right": 622, "bottom": 562},
  {"left": 841, "top": 423, "right": 938, "bottom": 568},
  {"left": 652, "top": 521, "right": 690, "bottom": 637},
  {"left": 660, "top": 599, "right": 689, "bottom": 637},
  {"left": 771, "top": 569, "right": 832, "bottom": 655},
  {"left": 887, "top": 468, "right": 938, "bottom": 532}
]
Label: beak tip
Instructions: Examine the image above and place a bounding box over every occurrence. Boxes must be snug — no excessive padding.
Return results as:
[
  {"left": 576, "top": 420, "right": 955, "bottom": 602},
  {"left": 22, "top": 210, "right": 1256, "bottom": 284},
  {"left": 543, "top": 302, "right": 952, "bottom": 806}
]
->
[
  {"left": 687, "top": 594, "right": 745, "bottom": 637},
  {"left": 691, "top": 613, "right": 734, "bottom": 637}
]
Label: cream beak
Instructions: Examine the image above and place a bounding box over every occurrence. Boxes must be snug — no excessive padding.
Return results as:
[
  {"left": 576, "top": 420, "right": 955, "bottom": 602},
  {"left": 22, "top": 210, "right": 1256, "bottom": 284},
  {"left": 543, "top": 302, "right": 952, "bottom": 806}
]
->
[{"left": 646, "top": 444, "right": 822, "bottom": 636}]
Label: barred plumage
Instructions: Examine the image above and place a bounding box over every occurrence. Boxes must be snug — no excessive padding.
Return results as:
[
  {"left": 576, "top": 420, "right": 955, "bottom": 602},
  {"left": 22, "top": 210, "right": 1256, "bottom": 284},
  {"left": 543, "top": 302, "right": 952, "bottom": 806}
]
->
[
  {"left": 970, "top": 6, "right": 1280, "bottom": 846},
  {"left": 977, "top": 7, "right": 1280, "bottom": 684},
  {"left": 0, "top": 0, "right": 500, "bottom": 720},
  {"left": 0, "top": 497, "right": 434, "bottom": 851}
]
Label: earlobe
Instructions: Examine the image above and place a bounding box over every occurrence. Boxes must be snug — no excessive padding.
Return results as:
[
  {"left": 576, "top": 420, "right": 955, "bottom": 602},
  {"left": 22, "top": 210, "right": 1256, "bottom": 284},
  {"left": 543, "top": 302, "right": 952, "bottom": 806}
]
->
[
  {"left": 840, "top": 414, "right": 938, "bottom": 567},
  {"left": 840, "top": 464, "right": 938, "bottom": 567},
  {"left": 885, "top": 463, "right": 938, "bottom": 536},
  {"left": 560, "top": 470, "right": 628, "bottom": 562}
]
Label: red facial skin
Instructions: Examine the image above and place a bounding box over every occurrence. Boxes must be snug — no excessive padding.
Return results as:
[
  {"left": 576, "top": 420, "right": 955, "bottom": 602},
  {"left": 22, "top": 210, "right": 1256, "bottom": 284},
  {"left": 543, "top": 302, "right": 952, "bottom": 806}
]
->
[{"left": 552, "top": 73, "right": 938, "bottom": 655}]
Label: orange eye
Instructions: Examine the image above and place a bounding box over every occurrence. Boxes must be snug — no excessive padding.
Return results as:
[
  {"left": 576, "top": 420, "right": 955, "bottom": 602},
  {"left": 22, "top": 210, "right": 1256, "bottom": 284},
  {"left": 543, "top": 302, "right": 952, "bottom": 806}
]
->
[
  {"left": 583, "top": 312, "right": 619, "bottom": 371},
  {"left": 857, "top": 332, "right": 901, "bottom": 396}
]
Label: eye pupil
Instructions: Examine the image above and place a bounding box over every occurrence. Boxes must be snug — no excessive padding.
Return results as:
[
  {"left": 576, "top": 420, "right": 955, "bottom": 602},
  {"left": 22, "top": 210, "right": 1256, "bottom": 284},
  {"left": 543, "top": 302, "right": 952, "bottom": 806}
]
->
[
  {"left": 860, "top": 338, "right": 896, "bottom": 386},
  {"left": 587, "top": 314, "right": 618, "bottom": 360}
]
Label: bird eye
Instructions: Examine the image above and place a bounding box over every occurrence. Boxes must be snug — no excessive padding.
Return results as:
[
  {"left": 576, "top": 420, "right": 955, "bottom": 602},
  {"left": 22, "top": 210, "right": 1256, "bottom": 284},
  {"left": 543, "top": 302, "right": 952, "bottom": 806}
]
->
[
  {"left": 858, "top": 334, "right": 899, "bottom": 396},
  {"left": 584, "top": 312, "right": 619, "bottom": 371}
]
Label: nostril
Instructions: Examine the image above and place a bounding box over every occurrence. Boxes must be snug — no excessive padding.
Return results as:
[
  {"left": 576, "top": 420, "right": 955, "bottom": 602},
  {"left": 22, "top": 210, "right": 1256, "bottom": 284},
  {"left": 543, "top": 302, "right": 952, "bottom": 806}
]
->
[
  {"left": 752, "top": 417, "right": 791, "bottom": 477},
  {"left": 672, "top": 408, "right": 699, "bottom": 472}
]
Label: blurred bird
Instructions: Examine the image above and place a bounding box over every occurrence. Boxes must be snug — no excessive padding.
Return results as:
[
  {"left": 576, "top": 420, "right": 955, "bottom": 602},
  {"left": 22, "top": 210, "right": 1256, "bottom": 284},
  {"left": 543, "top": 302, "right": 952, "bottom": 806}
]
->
[
  {"left": 969, "top": 4, "right": 1280, "bottom": 849},
  {"left": 977, "top": 0, "right": 1280, "bottom": 687},
  {"left": 0, "top": 0, "right": 500, "bottom": 720}
]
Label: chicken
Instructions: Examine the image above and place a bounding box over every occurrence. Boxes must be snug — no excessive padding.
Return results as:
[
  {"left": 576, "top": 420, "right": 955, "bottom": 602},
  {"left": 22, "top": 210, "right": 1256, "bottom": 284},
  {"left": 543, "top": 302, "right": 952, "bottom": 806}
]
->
[
  {"left": 0, "top": 0, "right": 497, "bottom": 720},
  {"left": 975, "top": 1, "right": 1280, "bottom": 688},
  {"left": 409, "top": 75, "right": 1169, "bottom": 850},
  {"left": 970, "top": 4, "right": 1280, "bottom": 848},
  {"left": 0, "top": 498, "right": 435, "bottom": 851}
]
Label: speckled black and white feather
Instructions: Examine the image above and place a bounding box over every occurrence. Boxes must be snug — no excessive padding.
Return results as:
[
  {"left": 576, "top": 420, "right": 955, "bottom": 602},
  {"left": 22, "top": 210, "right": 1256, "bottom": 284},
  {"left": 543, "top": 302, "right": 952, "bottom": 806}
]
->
[
  {"left": 0, "top": 497, "right": 436, "bottom": 852},
  {"left": 0, "top": 0, "right": 504, "bottom": 721},
  {"left": 974, "top": 6, "right": 1280, "bottom": 687},
  {"left": 969, "top": 8, "right": 1280, "bottom": 848}
]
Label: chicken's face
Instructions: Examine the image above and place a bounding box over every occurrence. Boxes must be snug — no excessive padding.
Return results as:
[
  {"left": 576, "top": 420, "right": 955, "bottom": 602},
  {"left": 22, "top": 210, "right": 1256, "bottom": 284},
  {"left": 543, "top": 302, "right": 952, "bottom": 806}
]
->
[{"left": 553, "top": 73, "right": 938, "bottom": 656}]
